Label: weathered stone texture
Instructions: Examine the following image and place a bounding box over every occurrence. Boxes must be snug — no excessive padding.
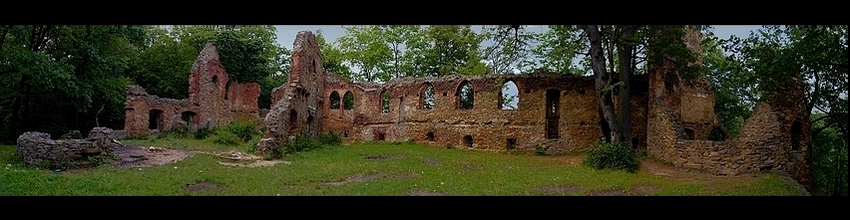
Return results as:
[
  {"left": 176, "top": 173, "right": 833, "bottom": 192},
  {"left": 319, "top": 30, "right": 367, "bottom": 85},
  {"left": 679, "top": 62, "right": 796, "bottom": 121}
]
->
[
  {"left": 16, "top": 127, "right": 115, "bottom": 169},
  {"left": 124, "top": 43, "right": 261, "bottom": 138},
  {"left": 259, "top": 31, "right": 325, "bottom": 153},
  {"left": 645, "top": 27, "right": 811, "bottom": 191},
  {"left": 258, "top": 29, "right": 809, "bottom": 191}
]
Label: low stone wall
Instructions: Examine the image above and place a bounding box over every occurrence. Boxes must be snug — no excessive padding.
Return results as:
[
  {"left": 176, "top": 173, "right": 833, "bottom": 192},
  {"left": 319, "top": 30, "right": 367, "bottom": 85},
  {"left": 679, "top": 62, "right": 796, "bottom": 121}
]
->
[{"left": 16, "top": 127, "right": 115, "bottom": 169}]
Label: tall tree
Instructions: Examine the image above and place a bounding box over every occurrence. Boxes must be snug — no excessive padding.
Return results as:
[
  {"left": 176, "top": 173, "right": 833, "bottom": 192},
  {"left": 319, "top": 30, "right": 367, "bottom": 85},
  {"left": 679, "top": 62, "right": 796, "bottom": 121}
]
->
[
  {"left": 315, "top": 29, "right": 353, "bottom": 80},
  {"left": 580, "top": 25, "right": 700, "bottom": 147},
  {"left": 522, "top": 25, "right": 588, "bottom": 75},
  {"left": 723, "top": 25, "right": 848, "bottom": 195},
  {"left": 479, "top": 25, "right": 537, "bottom": 74},
  {"left": 337, "top": 26, "right": 393, "bottom": 82},
  {"left": 1, "top": 25, "right": 148, "bottom": 142}
]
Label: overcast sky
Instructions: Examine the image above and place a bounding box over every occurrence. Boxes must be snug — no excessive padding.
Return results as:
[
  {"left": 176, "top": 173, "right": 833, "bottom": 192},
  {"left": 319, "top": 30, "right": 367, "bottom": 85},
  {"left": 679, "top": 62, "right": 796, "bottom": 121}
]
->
[{"left": 273, "top": 25, "right": 763, "bottom": 50}]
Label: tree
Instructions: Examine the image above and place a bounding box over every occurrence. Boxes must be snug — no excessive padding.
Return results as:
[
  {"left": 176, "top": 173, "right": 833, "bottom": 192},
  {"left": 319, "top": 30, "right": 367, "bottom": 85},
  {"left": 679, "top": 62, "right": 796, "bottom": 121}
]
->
[
  {"left": 579, "top": 25, "right": 701, "bottom": 148},
  {"left": 521, "top": 25, "right": 588, "bottom": 75},
  {"left": 702, "top": 33, "right": 756, "bottom": 137},
  {"left": 315, "top": 29, "right": 353, "bottom": 80},
  {"left": 413, "top": 26, "right": 489, "bottom": 77},
  {"left": 723, "top": 25, "right": 848, "bottom": 195},
  {"left": 337, "top": 26, "right": 393, "bottom": 82},
  {"left": 479, "top": 25, "right": 537, "bottom": 74},
  {"left": 1, "top": 25, "right": 148, "bottom": 142}
]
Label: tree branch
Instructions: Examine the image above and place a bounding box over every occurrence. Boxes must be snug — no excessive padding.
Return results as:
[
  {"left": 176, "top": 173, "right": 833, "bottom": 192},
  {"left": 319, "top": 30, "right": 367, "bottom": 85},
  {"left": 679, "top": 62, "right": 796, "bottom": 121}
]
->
[{"left": 811, "top": 119, "right": 836, "bottom": 137}]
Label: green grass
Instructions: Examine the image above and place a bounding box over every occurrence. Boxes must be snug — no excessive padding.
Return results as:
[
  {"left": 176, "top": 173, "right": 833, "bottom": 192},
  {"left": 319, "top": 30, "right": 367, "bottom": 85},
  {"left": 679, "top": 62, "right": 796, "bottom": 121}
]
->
[{"left": 0, "top": 137, "right": 809, "bottom": 196}]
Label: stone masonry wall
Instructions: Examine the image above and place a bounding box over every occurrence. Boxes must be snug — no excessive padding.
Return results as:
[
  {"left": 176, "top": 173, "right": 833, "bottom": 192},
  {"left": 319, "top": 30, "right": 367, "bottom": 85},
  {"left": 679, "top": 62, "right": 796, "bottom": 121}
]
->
[
  {"left": 258, "top": 29, "right": 809, "bottom": 189},
  {"left": 16, "top": 127, "right": 115, "bottom": 169},
  {"left": 646, "top": 26, "right": 811, "bottom": 190},
  {"left": 259, "top": 31, "right": 326, "bottom": 153},
  {"left": 321, "top": 72, "right": 648, "bottom": 154},
  {"left": 124, "top": 43, "right": 261, "bottom": 138}
]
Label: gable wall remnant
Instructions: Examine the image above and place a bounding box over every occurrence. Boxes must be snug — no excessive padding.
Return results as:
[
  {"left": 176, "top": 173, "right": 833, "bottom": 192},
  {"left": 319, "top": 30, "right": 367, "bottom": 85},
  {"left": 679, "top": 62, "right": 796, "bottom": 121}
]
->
[
  {"left": 644, "top": 26, "right": 811, "bottom": 191},
  {"left": 124, "top": 43, "right": 260, "bottom": 138}
]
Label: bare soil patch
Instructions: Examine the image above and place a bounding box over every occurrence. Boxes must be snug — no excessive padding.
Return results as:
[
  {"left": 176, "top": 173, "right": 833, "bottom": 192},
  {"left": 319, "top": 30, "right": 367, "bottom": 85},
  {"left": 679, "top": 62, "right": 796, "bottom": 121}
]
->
[
  {"left": 630, "top": 185, "right": 661, "bottom": 196},
  {"left": 423, "top": 158, "right": 441, "bottom": 166},
  {"left": 586, "top": 188, "right": 627, "bottom": 196},
  {"left": 208, "top": 150, "right": 291, "bottom": 167},
  {"left": 362, "top": 154, "right": 405, "bottom": 160},
  {"left": 109, "top": 144, "right": 194, "bottom": 168}
]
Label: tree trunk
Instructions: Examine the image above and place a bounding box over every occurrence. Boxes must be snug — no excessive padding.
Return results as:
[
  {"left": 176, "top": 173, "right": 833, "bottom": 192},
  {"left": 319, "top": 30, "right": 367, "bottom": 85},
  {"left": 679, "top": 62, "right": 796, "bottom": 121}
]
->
[
  {"left": 583, "top": 25, "right": 620, "bottom": 143},
  {"left": 617, "top": 26, "right": 638, "bottom": 149}
]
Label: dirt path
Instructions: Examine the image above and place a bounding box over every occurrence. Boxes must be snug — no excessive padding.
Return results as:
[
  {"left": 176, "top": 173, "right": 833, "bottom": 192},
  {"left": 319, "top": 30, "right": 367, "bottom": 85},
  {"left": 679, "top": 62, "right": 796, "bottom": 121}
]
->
[{"left": 108, "top": 144, "right": 195, "bottom": 168}]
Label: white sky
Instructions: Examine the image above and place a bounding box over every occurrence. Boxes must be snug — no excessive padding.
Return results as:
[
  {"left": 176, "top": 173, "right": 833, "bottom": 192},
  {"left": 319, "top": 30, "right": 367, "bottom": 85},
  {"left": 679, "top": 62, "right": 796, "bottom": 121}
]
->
[{"left": 274, "top": 25, "right": 763, "bottom": 50}]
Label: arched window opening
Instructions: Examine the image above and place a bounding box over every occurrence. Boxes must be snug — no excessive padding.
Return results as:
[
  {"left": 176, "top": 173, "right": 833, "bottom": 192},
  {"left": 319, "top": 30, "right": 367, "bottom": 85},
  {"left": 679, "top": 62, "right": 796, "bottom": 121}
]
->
[
  {"left": 289, "top": 109, "right": 298, "bottom": 130},
  {"left": 790, "top": 121, "right": 802, "bottom": 150},
  {"left": 545, "top": 89, "right": 560, "bottom": 139},
  {"left": 500, "top": 80, "right": 519, "bottom": 110},
  {"left": 422, "top": 83, "right": 435, "bottom": 110},
  {"left": 463, "top": 135, "right": 473, "bottom": 148},
  {"left": 426, "top": 132, "right": 435, "bottom": 141},
  {"left": 329, "top": 91, "right": 341, "bottom": 109},
  {"left": 343, "top": 91, "right": 354, "bottom": 110},
  {"left": 457, "top": 81, "right": 474, "bottom": 109},
  {"left": 381, "top": 90, "right": 391, "bottom": 114}
]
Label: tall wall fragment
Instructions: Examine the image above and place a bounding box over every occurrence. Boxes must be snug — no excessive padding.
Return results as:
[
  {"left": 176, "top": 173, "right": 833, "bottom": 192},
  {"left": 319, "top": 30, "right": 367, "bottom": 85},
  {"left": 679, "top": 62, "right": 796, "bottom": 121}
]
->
[{"left": 124, "top": 43, "right": 261, "bottom": 138}]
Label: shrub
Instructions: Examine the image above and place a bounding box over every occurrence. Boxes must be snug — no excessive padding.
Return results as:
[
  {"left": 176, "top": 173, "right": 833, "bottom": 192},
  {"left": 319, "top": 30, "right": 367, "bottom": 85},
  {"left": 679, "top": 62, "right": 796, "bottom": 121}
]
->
[
  {"left": 287, "top": 136, "right": 321, "bottom": 153},
  {"left": 318, "top": 131, "right": 343, "bottom": 146},
  {"left": 194, "top": 127, "right": 214, "bottom": 139},
  {"left": 213, "top": 130, "right": 242, "bottom": 146},
  {"left": 582, "top": 141, "right": 640, "bottom": 173},
  {"left": 223, "top": 121, "right": 259, "bottom": 142},
  {"left": 534, "top": 145, "right": 547, "bottom": 156}
]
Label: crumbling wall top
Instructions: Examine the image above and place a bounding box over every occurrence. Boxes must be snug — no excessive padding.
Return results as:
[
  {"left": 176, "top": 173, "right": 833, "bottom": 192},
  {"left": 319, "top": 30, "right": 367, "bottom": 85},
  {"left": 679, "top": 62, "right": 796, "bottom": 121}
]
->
[{"left": 190, "top": 43, "right": 220, "bottom": 75}]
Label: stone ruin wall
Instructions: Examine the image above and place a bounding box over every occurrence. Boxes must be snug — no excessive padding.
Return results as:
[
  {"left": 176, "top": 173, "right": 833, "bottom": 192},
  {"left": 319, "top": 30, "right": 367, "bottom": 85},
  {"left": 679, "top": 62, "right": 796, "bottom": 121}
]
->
[
  {"left": 124, "top": 43, "right": 260, "bottom": 138},
  {"left": 253, "top": 29, "right": 808, "bottom": 189},
  {"left": 16, "top": 127, "right": 115, "bottom": 169},
  {"left": 645, "top": 26, "right": 811, "bottom": 190},
  {"left": 322, "top": 73, "right": 650, "bottom": 154},
  {"left": 258, "top": 31, "right": 326, "bottom": 152}
]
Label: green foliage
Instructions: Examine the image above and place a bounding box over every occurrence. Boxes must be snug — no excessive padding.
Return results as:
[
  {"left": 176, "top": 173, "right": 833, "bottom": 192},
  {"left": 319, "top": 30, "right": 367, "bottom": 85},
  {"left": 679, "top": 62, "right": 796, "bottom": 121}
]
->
[
  {"left": 582, "top": 141, "right": 639, "bottom": 173},
  {"left": 522, "top": 25, "right": 587, "bottom": 75},
  {"left": 318, "top": 131, "right": 343, "bottom": 146},
  {"left": 534, "top": 145, "right": 547, "bottom": 156},
  {"left": 213, "top": 121, "right": 260, "bottom": 145},
  {"left": 212, "top": 30, "right": 271, "bottom": 83},
  {"left": 480, "top": 25, "right": 536, "bottom": 74},
  {"left": 1, "top": 25, "right": 148, "bottom": 142},
  {"left": 315, "top": 30, "right": 353, "bottom": 79},
  {"left": 213, "top": 130, "right": 242, "bottom": 146},
  {"left": 194, "top": 127, "right": 214, "bottom": 140},
  {"left": 810, "top": 112, "right": 849, "bottom": 196}
]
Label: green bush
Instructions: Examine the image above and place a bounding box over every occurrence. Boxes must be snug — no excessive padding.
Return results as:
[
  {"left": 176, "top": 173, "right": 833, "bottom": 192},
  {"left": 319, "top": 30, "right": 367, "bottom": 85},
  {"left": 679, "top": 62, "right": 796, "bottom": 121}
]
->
[
  {"left": 287, "top": 136, "right": 321, "bottom": 153},
  {"left": 194, "top": 127, "right": 214, "bottom": 139},
  {"left": 318, "top": 131, "right": 343, "bottom": 146},
  {"left": 223, "top": 121, "right": 259, "bottom": 142},
  {"left": 213, "top": 130, "right": 242, "bottom": 146},
  {"left": 582, "top": 141, "right": 640, "bottom": 173}
]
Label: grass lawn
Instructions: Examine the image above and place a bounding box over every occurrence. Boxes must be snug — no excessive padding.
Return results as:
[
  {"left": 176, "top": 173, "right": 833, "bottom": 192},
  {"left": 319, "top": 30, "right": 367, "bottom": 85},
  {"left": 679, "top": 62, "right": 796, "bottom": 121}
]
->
[{"left": 0, "top": 136, "right": 809, "bottom": 196}]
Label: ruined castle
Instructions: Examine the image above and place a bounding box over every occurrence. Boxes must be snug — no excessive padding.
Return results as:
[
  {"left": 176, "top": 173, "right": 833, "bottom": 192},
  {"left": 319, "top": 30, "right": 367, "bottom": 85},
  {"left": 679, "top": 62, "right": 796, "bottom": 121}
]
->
[{"left": 123, "top": 29, "right": 812, "bottom": 190}]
